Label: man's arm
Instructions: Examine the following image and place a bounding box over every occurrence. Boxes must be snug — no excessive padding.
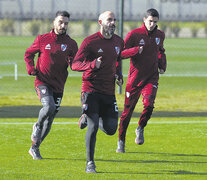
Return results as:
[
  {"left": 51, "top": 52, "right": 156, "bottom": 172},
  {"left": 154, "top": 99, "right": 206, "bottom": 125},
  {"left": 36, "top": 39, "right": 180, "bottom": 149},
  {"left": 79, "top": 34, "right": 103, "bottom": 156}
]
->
[
  {"left": 158, "top": 34, "right": 167, "bottom": 74},
  {"left": 115, "top": 41, "right": 125, "bottom": 86},
  {"left": 121, "top": 46, "right": 143, "bottom": 59},
  {"left": 24, "top": 35, "right": 40, "bottom": 75},
  {"left": 121, "top": 31, "right": 143, "bottom": 59},
  {"left": 71, "top": 39, "right": 97, "bottom": 72},
  {"left": 67, "top": 40, "right": 79, "bottom": 68},
  {"left": 115, "top": 60, "right": 123, "bottom": 86}
]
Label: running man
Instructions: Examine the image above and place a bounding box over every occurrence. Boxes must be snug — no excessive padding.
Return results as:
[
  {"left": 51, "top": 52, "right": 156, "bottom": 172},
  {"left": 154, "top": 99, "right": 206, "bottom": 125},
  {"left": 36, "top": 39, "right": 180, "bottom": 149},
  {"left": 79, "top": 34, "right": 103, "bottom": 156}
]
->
[
  {"left": 116, "top": 8, "right": 167, "bottom": 153},
  {"left": 24, "top": 11, "right": 78, "bottom": 159},
  {"left": 72, "top": 11, "right": 124, "bottom": 173}
]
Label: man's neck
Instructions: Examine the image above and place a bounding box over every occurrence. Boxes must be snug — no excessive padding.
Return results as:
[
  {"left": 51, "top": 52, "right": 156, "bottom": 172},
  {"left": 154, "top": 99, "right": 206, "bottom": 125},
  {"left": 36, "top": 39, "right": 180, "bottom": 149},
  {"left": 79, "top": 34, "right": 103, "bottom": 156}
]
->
[{"left": 100, "top": 30, "right": 112, "bottom": 39}]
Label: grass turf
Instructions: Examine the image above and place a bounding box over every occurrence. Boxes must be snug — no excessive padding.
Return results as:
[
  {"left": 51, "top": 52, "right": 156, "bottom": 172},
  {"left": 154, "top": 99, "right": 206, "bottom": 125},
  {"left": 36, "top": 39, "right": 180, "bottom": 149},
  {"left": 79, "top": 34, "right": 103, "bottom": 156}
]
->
[{"left": 0, "top": 117, "right": 207, "bottom": 179}]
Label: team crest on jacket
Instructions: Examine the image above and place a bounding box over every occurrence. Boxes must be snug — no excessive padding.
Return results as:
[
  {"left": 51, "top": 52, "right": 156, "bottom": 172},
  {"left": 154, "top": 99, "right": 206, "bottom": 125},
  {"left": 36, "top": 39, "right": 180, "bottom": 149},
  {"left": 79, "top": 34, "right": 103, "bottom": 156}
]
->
[
  {"left": 61, "top": 44, "right": 67, "bottom": 51},
  {"left": 139, "top": 39, "right": 145, "bottom": 46},
  {"left": 115, "top": 46, "right": 120, "bottom": 55},
  {"left": 155, "top": 38, "right": 160, "bottom": 45}
]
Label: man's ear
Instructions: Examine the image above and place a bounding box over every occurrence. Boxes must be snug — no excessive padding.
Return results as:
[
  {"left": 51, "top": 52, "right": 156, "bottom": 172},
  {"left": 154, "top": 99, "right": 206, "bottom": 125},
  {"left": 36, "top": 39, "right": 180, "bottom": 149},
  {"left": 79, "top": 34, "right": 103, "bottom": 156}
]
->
[
  {"left": 98, "top": 20, "right": 102, "bottom": 25},
  {"left": 143, "top": 17, "right": 146, "bottom": 22}
]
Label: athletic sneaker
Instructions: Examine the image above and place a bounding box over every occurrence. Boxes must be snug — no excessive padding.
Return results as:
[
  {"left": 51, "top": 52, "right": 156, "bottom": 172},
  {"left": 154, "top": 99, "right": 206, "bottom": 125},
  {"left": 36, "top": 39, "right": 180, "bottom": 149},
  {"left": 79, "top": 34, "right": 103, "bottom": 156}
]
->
[
  {"left": 79, "top": 114, "right": 87, "bottom": 129},
  {"left": 31, "top": 123, "right": 41, "bottom": 143},
  {"left": 135, "top": 126, "right": 144, "bottom": 145},
  {"left": 85, "top": 161, "right": 96, "bottom": 173},
  {"left": 29, "top": 146, "right": 43, "bottom": 160},
  {"left": 116, "top": 140, "right": 125, "bottom": 153}
]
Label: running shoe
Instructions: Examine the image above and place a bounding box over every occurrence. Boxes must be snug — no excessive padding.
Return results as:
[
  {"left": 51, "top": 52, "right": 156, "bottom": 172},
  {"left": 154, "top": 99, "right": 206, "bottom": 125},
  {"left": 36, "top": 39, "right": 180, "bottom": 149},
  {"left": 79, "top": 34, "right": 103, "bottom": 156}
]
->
[
  {"left": 85, "top": 161, "right": 96, "bottom": 173},
  {"left": 135, "top": 126, "right": 144, "bottom": 145},
  {"left": 29, "top": 146, "right": 43, "bottom": 160},
  {"left": 116, "top": 140, "right": 125, "bottom": 153}
]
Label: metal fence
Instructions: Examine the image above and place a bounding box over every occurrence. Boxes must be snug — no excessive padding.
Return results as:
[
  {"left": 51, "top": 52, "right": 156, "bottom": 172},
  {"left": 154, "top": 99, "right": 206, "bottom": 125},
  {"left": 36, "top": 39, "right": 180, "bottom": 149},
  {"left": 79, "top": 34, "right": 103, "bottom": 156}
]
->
[{"left": 1, "top": 0, "right": 207, "bottom": 21}]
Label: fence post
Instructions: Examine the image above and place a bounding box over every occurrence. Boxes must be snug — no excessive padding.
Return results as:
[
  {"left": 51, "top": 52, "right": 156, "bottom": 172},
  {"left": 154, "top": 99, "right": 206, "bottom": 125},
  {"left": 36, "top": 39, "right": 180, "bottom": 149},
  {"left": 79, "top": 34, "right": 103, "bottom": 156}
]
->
[{"left": 118, "top": 0, "right": 124, "bottom": 94}]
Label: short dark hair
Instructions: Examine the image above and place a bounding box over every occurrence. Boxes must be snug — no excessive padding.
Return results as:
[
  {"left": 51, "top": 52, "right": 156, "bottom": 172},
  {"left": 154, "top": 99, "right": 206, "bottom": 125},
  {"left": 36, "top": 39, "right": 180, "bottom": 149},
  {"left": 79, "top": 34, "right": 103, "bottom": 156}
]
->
[
  {"left": 55, "top": 11, "right": 70, "bottom": 19},
  {"left": 145, "top": 8, "right": 159, "bottom": 19}
]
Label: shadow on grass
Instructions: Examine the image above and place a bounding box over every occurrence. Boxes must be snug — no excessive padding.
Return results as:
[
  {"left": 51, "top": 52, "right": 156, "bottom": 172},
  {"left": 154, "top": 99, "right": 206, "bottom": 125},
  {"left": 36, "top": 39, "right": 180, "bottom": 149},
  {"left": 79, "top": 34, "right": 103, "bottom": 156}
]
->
[
  {"left": 0, "top": 105, "right": 207, "bottom": 118},
  {"left": 95, "top": 159, "right": 207, "bottom": 164},
  {"left": 126, "top": 151, "right": 207, "bottom": 157},
  {"left": 166, "top": 170, "right": 207, "bottom": 175},
  {"left": 37, "top": 156, "right": 207, "bottom": 175},
  {"left": 42, "top": 157, "right": 207, "bottom": 175},
  {"left": 98, "top": 170, "right": 207, "bottom": 175}
]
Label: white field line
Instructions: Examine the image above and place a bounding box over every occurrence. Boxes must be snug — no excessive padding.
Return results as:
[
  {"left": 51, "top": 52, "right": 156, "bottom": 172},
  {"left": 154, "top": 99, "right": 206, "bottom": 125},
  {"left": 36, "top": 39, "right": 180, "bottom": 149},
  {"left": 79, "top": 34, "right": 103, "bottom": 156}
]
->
[
  {"left": 2, "top": 74, "right": 207, "bottom": 77},
  {"left": 0, "top": 121, "right": 207, "bottom": 125}
]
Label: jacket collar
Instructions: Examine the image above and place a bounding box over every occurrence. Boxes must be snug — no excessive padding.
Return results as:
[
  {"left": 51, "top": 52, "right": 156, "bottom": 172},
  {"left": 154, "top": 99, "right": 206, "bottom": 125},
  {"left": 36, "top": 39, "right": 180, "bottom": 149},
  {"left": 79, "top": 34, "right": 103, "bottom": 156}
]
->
[
  {"left": 141, "top": 23, "right": 158, "bottom": 36},
  {"left": 50, "top": 29, "right": 67, "bottom": 40}
]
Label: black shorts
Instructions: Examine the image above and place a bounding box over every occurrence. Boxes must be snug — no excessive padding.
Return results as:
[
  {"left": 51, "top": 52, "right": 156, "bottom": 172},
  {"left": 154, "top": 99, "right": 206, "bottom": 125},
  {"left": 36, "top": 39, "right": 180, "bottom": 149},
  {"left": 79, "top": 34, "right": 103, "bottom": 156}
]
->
[
  {"left": 81, "top": 92, "right": 118, "bottom": 119},
  {"left": 35, "top": 85, "right": 63, "bottom": 111}
]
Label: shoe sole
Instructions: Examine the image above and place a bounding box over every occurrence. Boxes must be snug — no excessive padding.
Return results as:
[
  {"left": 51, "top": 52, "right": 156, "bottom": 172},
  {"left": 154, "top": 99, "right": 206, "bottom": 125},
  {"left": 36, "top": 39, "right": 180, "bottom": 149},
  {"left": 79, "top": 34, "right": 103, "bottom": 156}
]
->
[
  {"left": 85, "top": 170, "right": 97, "bottom": 173},
  {"left": 29, "top": 149, "right": 35, "bottom": 159},
  {"left": 135, "top": 138, "right": 144, "bottom": 145},
  {"left": 116, "top": 149, "right": 125, "bottom": 153}
]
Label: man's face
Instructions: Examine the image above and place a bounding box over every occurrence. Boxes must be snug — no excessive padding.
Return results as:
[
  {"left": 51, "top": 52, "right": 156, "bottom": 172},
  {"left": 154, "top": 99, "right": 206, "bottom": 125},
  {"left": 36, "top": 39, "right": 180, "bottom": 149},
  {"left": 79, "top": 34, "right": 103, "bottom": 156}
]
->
[
  {"left": 143, "top": 16, "right": 159, "bottom": 31},
  {"left": 53, "top": 15, "right": 69, "bottom": 35},
  {"left": 101, "top": 13, "right": 116, "bottom": 36}
]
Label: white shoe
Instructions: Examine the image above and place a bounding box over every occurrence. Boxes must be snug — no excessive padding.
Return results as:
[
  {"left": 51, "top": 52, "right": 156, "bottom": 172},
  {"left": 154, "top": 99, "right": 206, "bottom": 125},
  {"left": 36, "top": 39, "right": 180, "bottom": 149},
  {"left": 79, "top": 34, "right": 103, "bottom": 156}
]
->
[
  {"left": 116, "top": 140, "right": 125, "bottom": 153},
  {"left": 135, "top": 126, "right": 144, "bottom": 145}
]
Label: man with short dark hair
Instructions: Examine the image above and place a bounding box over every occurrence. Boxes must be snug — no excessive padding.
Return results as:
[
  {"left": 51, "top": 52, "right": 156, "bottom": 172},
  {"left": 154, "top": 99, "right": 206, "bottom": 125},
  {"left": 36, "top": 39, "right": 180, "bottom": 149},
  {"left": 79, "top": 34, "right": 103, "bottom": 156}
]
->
[
  {"left": 116, "top": 8, "right": 167, "bottom": 153},
  {"left": 24, "top": 10, "right": 78, "bottom": 159},
  {"left": 72, "top": 11, "right": 124, "bottom": 173}
]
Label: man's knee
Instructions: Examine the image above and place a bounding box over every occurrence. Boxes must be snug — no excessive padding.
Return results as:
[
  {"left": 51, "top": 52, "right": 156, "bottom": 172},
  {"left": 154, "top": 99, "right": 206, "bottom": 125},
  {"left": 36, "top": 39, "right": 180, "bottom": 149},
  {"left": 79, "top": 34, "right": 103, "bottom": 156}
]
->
[
  {"left": 106, "top": 127, "right": 117, "bottom": 135},
  {"left": 143, "top": 106, "right": 154, "bottom": 120},
  {"left": 101, "top": 117, "right": 118, "bottom": 135},
  {"left": 145, "top": 106, "right": 154, "bottom": 114},
  {"left": 41, "top": 96, "right": 56, "bottom": 116},
  {"left": 44, "top": 104, "right": 56, "bottom": 116}
]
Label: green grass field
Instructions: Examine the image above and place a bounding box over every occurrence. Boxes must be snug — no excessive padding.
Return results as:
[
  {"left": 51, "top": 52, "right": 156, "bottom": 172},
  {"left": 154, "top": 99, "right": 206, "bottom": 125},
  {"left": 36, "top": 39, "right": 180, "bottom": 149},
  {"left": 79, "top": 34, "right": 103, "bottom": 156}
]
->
[{"left": 0, "top": 36, "right": 207, "bottom": 179}]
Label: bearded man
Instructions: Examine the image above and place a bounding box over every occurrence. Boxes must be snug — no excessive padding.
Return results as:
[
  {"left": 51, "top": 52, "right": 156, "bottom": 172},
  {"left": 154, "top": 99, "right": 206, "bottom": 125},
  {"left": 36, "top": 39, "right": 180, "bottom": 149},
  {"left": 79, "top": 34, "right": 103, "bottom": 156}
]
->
[
  {"left": 25, "top": 11, "right": 78, "bottom": 159},
  {"left": 71, "top": 11, "right": 124, "bottom": 173}
]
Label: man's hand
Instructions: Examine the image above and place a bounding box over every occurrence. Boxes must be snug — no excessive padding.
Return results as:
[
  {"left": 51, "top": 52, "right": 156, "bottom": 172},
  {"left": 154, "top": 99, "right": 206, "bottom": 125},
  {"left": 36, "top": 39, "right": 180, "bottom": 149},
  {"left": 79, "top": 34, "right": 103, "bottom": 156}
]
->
[
  {"left": 95, "top": 56, "right": 102, "bottom": 69},
  {"left": 67, "top": 56, "right": 73, "bottom": 66},
  {"left": 30, "top": 69, "right": 38, "bottom": 76},
  {"left": 139, "top": 46, "right": 143, "bottom": 54},
  {"left": 159, "top": 69, "right": 165, "bottom": 74},
  {"left": 115, "top": 74, "right": 123, "bottom": 86}
]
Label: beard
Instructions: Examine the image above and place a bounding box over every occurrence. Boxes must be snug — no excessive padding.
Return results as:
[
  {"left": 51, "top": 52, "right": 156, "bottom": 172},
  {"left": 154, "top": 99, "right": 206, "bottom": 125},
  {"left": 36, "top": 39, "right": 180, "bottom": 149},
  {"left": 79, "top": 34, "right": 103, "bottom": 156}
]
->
[
  {"left": 102, "top": 24, "right": 115, "bottom": 36},
  {"left": 56, "top": 27, "right": 66, "bottom": 35}
]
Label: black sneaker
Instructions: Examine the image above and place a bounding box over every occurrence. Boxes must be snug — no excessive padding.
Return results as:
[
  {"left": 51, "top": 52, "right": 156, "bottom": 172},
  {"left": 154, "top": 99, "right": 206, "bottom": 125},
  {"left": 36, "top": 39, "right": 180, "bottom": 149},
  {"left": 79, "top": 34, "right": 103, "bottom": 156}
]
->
[
  {"left": 29, "top": 146, "right": 43, "bottom": 160},
  {"left": 79, "top": 114, "right": 87, "bottom": 129},
  {"left": 85, "top": 161, "right": 96, "bottom": 173},
  {"left": 135, "top": 126, "right": 144, "bottom": 145},
  {"left": 116, "top": 140, "right": 125, "bottom": 153}
]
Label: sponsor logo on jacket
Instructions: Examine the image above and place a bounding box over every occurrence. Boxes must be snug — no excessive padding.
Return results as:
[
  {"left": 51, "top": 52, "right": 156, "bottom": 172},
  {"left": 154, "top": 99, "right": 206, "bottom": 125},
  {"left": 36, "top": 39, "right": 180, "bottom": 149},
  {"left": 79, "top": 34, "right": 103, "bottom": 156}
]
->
[
  {"left": 139, "top": 39, "right": 145, "bottom": 46},
  {"left": 45, "top": 44, "right": 51, "bottom": 50},
  {"left": 98, "top": 48, "right": 103, "bottom": 53}
]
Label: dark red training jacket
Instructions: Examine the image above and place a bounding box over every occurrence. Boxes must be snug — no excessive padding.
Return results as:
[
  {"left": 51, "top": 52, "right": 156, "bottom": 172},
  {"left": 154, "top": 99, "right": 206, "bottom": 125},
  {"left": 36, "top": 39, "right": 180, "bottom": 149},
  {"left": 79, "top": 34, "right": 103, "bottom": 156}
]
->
[{"left": 24, "top": 30, "right": 78, "bottom": 93}]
